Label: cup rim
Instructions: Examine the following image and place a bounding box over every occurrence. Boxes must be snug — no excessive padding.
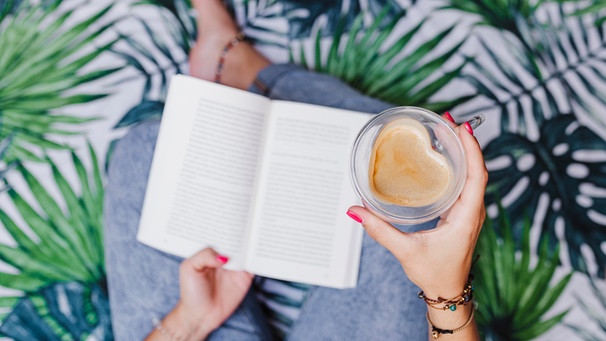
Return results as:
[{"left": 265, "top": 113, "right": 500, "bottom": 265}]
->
[{"left": 350, "top": 106, "right": 467, "bottom": 224}]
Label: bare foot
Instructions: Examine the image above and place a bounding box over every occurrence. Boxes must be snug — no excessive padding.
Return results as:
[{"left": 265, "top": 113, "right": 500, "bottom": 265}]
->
[{"left": 189, "top": 0, "right": 270, "bottom": 90}]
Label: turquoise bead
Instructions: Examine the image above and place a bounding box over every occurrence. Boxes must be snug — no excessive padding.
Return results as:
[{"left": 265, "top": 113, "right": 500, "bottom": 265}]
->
[{"left": 449, "top": 305, "right": 457, "bottom": 311}]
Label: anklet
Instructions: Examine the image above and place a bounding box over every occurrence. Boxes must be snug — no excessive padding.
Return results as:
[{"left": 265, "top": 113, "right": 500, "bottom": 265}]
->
[
  {"left": 215, "top": 32, "right": 246, "bottom": 84},
  {"left": 426, "top": 307, "right": 475, "bottom": 339}
]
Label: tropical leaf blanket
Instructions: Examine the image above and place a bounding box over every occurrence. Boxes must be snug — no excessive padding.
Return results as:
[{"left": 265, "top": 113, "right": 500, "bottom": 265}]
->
[{"left": 0, "top": 0, "right": 605, "bottom": 339}]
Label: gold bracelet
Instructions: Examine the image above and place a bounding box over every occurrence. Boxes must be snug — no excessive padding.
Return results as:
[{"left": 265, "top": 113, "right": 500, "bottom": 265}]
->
[
  {"left": 418, "top": 274, "right": 475, "bottom": 311},
  {"left": 426, "top": 307, "right": 475, "bottom": 339}
]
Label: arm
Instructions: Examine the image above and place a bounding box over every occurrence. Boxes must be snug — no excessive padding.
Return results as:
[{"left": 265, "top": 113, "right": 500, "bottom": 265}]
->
[
  {"left": 146, "top": 248, "right": 253, "bottom": 341},
  {"left": 347, "top": 120, "right": 487, "bottom": 340}
]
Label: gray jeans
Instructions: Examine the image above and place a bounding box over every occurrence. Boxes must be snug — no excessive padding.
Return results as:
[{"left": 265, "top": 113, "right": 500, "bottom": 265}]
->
[{"left": 104, "top": 64, "right": 432, "bottom": 340}]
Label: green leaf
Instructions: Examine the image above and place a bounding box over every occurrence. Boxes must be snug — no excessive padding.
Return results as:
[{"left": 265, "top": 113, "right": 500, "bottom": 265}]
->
[
  {"left": 0, "top": 146, "right": 106, "bottom": 292},
  {"left": 292, "top": 6, "right": 468, "bottom": 110},
  {"left": 484, "top": 115, "right": 606, "bottom": 278},
  {"left": 114, "top": 100, "right": 164, "bottom": 128},
  {"left": 475, "top": 204, "right": 571, "bottom": 340},
  {"left": 0, "top": 2, "right": 117, "bottom": 160},
  {"left": 0, "top": 210, "right": 38, "bottom": 253},
  {"left": 0, "top": 273, "right": 47, "bottom": 292},
  {"left": 0, "top": 245, "right": 76, "bottom": 281}
]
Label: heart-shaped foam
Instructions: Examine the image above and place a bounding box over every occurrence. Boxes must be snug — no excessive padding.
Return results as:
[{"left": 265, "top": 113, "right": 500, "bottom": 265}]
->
[{"left": 369, "top": 118, "right": 453, "bottom": 207}]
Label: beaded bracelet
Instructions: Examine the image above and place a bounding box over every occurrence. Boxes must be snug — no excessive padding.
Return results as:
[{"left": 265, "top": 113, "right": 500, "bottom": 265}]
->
[
  {"left": 214, "top": 32, "right": 246, "bottom": 84},
  {"left": 426, "top": 306, "right": 475, "bottom": 339},
  {"left": 418, "top": 274, "right": 474, "bottom": 312}
]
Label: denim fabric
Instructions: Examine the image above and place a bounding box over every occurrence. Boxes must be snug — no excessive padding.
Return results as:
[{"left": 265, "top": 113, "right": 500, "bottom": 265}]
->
[{"left": 104, "top": 64, "right": 430, "bottom": 340}]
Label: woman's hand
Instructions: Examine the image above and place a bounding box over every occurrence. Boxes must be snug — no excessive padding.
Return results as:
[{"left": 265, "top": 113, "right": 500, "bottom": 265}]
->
[
  {"left": 348, "top": 120, "right": 486, "bottom": 340},
  {"left": 347, "top": 121, "right": 488, "bottom": 298},
  {"left": 146, "top": 248, "right": 253, "bottom": 340}
]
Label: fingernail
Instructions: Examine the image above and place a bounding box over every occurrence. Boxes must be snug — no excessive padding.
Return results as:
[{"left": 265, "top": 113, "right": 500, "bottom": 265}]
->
[
  {"left": 464, "top": 122, "right": 474, "bottom": 135},
  {"left": 347, "top": 210, "right": 363, "bottom": 223},
  {"left": 466, "top": 114, "right": 486, "bottom": 130},
  {"left": 216, "top": 255, "right": 229, "bottom": 264},
  {"left": 444, "top": 111, "right": 455, "bottom": 123}
]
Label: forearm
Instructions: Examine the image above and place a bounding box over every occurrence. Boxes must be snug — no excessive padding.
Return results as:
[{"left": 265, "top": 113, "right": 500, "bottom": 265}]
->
[{"left": 145, "top": 302, "right": 213, "bottom": 341}]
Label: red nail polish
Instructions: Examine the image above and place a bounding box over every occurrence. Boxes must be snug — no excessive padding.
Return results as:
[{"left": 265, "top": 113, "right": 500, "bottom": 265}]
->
[
  {"left": 464, "top": 121, "right": 474, "bottom": 135},
  {"left": 217, "top": 255, "right": 229, "bottom": 264},
  {"left": 444, "top": 111, "right": 455, "bottom": 123},
  {"left": 347, "top": 210, "right": 363, "bottom": 223}
]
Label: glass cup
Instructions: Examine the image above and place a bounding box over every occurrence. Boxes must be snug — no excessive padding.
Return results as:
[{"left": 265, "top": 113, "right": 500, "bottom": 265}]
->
[{"left": 350, "top": 106, "right": 467, "bottom": 225}]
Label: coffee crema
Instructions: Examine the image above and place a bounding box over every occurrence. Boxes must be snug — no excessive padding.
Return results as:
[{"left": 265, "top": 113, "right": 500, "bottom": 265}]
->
[{"left": 369, "top": 118, "right": 453, "bottom": 207}]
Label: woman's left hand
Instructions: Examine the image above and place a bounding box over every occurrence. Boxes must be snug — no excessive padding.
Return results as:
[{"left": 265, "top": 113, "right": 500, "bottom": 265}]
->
[{"left": 146, "top": 248, "right": 253, "bottom": 340}]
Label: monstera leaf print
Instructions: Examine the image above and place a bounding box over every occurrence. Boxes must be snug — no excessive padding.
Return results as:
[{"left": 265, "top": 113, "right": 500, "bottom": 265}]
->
[
  {"left": 460, "top": 3, "right": 606, "bottom": 129},
  {"left": 484, "top": 115, "right": 606, "bottom": 277},
  {"left": 445, "top": 0, "right": 606, "bottom": 278},
  {"left": 111, "top": 0, "right": 194, "bottom": 130},
  {"left": 279, "top": 0, "right": 403, "bottom": 39},
  {"left": 0, "top": 282, "right": 112, "bottom": 340},
  {"left": 135, "top": 0, "right": 196, "bottom": 51},
  {"left": 228, "top": 0, "right": 405, "bottom": 46},
  {"left": 0, "top": 1, "right": 119, "bottom": 162},
  {"left": 567, "top": 276, "right": 606, "bottom": 340}
]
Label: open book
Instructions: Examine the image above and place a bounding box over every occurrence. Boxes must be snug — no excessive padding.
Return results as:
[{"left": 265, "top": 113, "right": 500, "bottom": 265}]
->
[{"left": 137, "top": 74, "right": 372, "bottom": 288}]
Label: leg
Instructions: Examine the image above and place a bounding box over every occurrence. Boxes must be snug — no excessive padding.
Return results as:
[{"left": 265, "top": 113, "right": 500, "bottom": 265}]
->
[
  {"left": 251, "top": 64, "right": 393, "bottom": 114},
  {"left": 104, "top": 120, "right": 272, "bottom": 340}
]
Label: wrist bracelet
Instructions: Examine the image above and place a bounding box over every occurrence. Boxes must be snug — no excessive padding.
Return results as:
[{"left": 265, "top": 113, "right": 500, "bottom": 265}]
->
[
  {"left": 418, "top": 274, "right": 474, "bottom": 312},
  {"left": 215, "top": 32, "right": 246, "bottom": 84},
  {"left": 153, "top": 317, "right": 184, "bottom": 341},
  {"left": 426, "top": 306, "right": 475, "bottom": 339}
]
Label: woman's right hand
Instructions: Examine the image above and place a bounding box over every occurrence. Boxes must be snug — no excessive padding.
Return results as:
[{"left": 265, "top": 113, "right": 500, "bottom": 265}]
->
[
  {"left": 347, "top": 120, "right": 486, "bottom": 340},
  {"left": 347, "top": 122, "right": 487, "bottom": 297}
]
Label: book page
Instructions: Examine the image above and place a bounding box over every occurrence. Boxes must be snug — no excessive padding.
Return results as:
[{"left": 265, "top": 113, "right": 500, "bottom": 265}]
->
[
  {"left": 245, "top": 101, "right": 371, "bottom": 288},
  {"left": 137, "top": 75, "right": 270, "bottom": 269}
]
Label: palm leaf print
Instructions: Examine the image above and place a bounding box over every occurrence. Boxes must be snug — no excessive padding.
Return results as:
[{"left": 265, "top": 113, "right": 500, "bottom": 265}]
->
[
  {"left": 293, "top": 7, "right": 470, "bottom": 112},
  {"left": 475, "top": 204, "right": 571, "bottom": 340},
  {"left": 0, "top": 145, "right": 105, "bottom": 321},
  {"left": 0, "top": 1, "right": 119, "bottom": 161}
]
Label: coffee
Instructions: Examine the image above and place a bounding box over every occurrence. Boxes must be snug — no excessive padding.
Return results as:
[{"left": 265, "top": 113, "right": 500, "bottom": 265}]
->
[{"left": 369, "top": 118, "right": 453, "bottom": 207}]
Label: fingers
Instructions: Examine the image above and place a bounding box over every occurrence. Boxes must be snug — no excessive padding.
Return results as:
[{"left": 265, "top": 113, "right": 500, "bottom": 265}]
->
[
  {"left": 442, "top": 111, "right": 457, "bottom": 128},
  {"left": 184, "top": 247, "right": 230, "bottom": 271},
  {"left": 347, "top": 206, "right": 410, "bottom": 258},
  {"left": 456, "top": 125, "right": 488, "bottom": 210},
  {"left": 441, "top": 111, "right": 487, "bottom": 209}
]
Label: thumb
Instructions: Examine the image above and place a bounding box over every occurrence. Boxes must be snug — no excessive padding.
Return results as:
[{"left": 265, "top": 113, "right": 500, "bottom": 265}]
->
[
  {"left": 347, "top": 206, "right": 410, "bottom": 258},
  {"left": 185, "top": 247, "right": 229, "bottom": 271}
]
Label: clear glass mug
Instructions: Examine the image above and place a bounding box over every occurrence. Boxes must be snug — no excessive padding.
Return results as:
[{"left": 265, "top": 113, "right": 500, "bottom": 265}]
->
[{"left": 350, "top": 106, "right": 467, "bottom": 225}]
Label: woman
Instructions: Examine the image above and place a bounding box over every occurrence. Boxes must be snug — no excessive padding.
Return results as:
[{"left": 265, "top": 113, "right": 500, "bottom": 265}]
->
[{"left": 104, "top": 0, "right": 487, "bottom": 339}]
